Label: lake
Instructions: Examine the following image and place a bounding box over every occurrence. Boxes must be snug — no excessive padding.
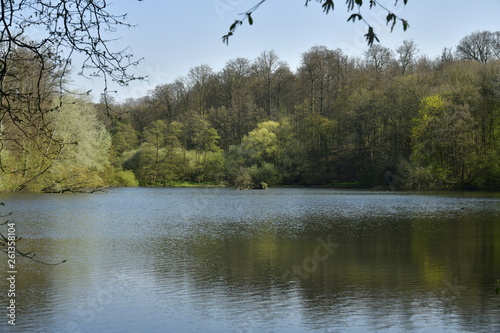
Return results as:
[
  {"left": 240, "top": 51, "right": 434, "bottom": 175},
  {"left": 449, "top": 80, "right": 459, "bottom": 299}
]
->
[{"left": 1, "top": 187, "right": 499, "bottom": 332}]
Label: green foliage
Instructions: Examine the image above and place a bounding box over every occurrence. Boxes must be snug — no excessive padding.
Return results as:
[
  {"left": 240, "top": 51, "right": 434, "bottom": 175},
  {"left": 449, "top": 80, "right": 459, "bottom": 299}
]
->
[
  {"left": 110, "top": 170, "right": 140, "bottom": 187},
  {"left": 53, "top": 99, "right": 112, "bottom": 172},
  {"left": 399, "top": 161, "right": 449, "bottom": 190},
  {"left": 409, "top": 70, "right": 500, "bottom": 189},
  {"left": 233, "top": 167, "right": 254, "bottom": 190},
  {"left": 240, "top": 121, "right": 280, "bottom": 163},
  {"left": 110, "top": 44, "right": 500, "bottom": 190},
  {"left": 120, "top": 117, "right": 224, "bottom": 186},
  {"left": 225, "top": 119, "right": 307, "bottom": 187},
  {"left": 4, "top": 30, "right": 500, "bottom": 192},
  {"left": 249, "top": 162, "right": 281, "bottom": 185},
  {"left": 40, "top": 99, "right": 112, "bottom": 192},
  {"left": 123, "top": 145, "right": 180, "bottom": 185},
  {"left": 0, "top": 98, "right": 113, "bottom": 192},
  {"left": 111, "top": 120, "right": 139, "bottom": 155},
  {"left": 144, "top": 120, "right": 168, "bottom": 147},
  {"left": 274, "top": 120, "right": 308, "bottom": 184}
]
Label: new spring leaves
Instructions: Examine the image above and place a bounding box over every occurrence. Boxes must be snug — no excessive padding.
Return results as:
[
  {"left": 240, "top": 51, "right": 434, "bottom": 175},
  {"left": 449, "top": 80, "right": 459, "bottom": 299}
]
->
[{"left": 223, "top": 0, "right": 409, "bottom": 45}]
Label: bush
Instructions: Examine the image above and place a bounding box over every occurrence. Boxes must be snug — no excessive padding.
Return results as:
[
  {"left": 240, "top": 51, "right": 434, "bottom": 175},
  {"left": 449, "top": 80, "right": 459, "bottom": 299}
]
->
[
  {"left": 110, "top": 170, "right": 139, "bottom": 187},
  {"left": 233, "top": 167, "right": 254, "bottom": 190},
  {"left": 249, "top": 163, "right": 281, "bottom": 185},
  {"left": 399, "top": 160, "right": 448, "bottom": 190}
]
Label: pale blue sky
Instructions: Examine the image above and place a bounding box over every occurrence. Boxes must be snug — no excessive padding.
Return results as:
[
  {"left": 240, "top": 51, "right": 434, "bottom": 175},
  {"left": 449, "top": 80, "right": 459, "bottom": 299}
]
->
[{"left": 72, "top": 0, "right": 500, "bottom": 102}]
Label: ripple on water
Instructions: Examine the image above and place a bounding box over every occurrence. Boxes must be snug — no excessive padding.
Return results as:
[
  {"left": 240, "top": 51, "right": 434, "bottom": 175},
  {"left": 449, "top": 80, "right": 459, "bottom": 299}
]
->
[{"left": 1, "top": 188, "right": 499, "bottom": 332}]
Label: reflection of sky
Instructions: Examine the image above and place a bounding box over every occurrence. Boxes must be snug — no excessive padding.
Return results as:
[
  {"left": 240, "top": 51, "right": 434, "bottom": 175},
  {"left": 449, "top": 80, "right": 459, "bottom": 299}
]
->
[
  {"left": 2, "top": 189, "right": 499, "bottom": 238},
  {"left": 0, "top": 188, "right": 499, "bottom": 332}
]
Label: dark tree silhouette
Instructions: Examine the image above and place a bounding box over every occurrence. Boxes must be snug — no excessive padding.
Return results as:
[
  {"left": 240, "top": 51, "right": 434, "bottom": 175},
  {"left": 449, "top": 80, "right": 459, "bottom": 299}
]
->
[{"left": 456, "top": 31, "right": 500, "bottom": 63}]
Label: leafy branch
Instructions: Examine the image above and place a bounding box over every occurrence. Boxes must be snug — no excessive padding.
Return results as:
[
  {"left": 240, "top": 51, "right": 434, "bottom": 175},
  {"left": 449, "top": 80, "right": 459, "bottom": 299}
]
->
[
  {"left": 223, "top": 0, "right": 410, "bottom": 46},
  {"left": 222, "top": 0, "right": 265, "bottom": 45}
]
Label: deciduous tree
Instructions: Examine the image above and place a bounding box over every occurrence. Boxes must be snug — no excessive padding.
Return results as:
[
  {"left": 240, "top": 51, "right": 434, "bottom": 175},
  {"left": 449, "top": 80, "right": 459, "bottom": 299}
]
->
[{"left": 456, "top": 31, "right": 497, "bottom": 63}]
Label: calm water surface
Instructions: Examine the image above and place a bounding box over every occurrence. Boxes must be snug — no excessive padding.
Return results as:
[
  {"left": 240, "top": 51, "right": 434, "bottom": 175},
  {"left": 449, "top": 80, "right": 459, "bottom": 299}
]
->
[{"left": 0, "top": 188, "right": 499, "bottom": 332}]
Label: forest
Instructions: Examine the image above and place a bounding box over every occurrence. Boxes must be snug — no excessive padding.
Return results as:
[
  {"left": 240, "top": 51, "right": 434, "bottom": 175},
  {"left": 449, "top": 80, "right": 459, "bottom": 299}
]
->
[{"left": 1, "top": 30, "right": 499, "bottom": 192}]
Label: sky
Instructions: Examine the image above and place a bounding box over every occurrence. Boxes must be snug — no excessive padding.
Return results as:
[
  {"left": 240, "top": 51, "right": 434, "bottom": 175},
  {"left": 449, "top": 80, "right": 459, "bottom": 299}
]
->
[{"left": 69, "top": 0, "right": 500, "bottom": 102}]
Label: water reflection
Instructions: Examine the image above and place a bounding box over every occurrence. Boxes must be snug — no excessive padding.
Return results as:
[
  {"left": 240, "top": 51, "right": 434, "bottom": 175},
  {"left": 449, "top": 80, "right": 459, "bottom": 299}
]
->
[{"left": 0, "top": 188, "right": 499, "bottom": 332}]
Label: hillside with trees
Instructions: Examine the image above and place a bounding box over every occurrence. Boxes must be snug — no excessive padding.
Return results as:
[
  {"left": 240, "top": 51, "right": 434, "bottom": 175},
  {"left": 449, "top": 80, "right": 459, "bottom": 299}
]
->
[{"left": 2, "top": 31, "right": 500, "bottom": 191}]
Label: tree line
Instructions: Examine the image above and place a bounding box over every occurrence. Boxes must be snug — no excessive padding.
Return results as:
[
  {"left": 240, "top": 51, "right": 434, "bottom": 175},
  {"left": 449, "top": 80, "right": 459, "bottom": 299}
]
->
[{"left": 1, "top": 30, "right": 500, "bottom": 191}]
